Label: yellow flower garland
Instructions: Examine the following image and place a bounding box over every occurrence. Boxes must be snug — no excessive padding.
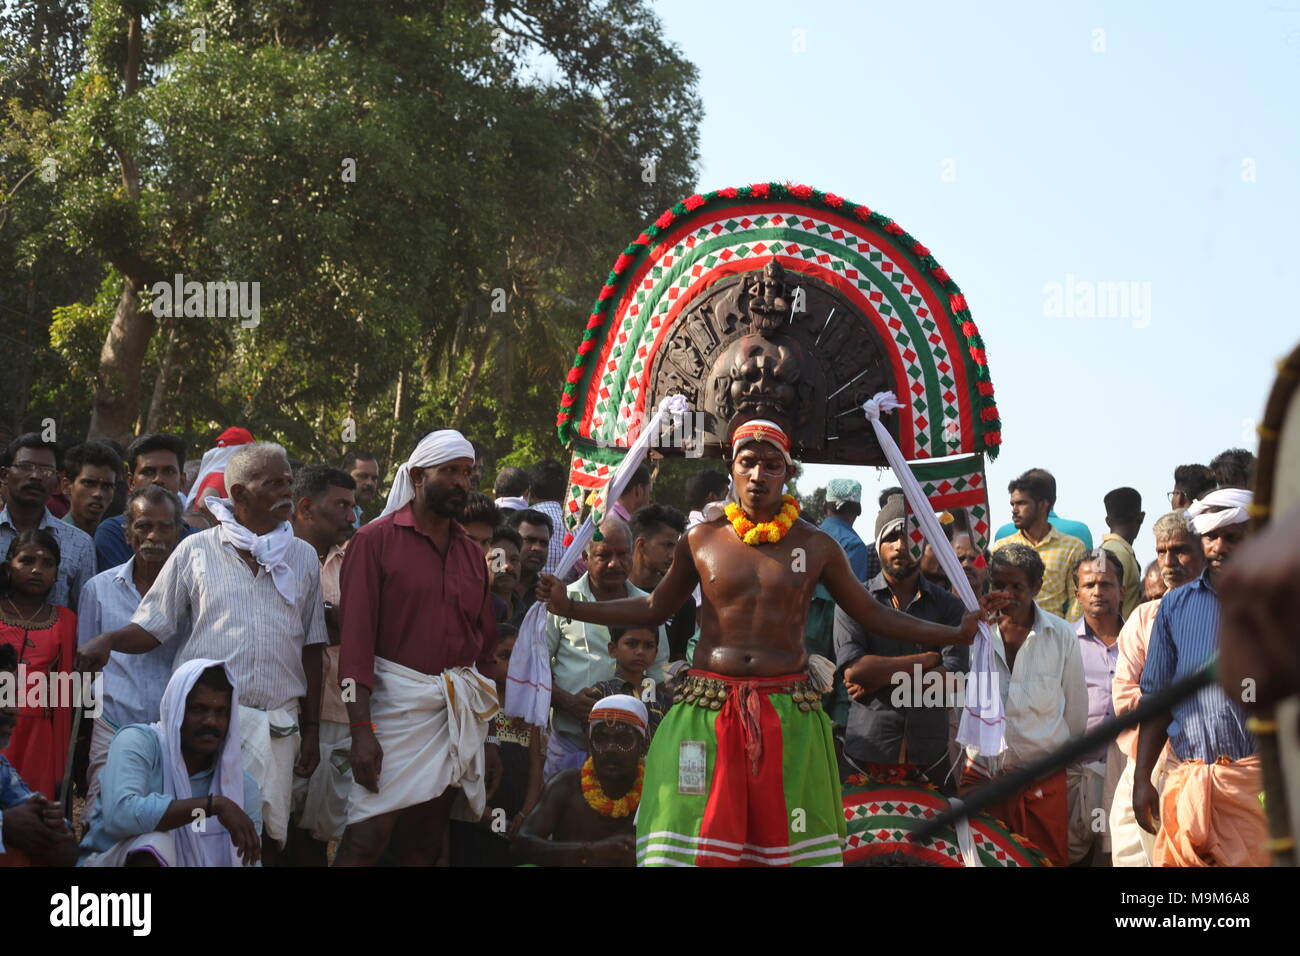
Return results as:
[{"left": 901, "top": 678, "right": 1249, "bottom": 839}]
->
[
  {"left": 724, "top": 494, "right": 801, "bottom": 545},
  {"left": 580, "top": 758, "right": 645, "bottom": 818}
]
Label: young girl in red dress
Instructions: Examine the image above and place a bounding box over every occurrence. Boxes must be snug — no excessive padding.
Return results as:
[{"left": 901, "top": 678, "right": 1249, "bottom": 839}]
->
[{"left": 0, "top": 529, "right": 78, "bottom": 799}]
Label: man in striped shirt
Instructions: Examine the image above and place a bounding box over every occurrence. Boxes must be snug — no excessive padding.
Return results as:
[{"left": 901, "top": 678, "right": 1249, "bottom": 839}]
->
[
  {"left": 77, "top": 442, "right": 327, "bottom": 860},
  {"left": 1133, "top": 488, "right": 1266, "bottom": 866}
]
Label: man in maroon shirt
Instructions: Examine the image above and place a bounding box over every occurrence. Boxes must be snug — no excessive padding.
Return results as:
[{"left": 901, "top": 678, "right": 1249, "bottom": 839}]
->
[{"left": 333, "top": 430, "right": 502, "bottom": 866}]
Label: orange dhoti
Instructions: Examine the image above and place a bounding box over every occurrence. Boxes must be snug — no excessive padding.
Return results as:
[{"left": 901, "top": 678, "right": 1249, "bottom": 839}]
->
[
  {"left": 961, "top": 764, "right": 1069, "bottom": 867},
  {"left": 1154, "top": 755, "right": 1267, "bottom": 867}
]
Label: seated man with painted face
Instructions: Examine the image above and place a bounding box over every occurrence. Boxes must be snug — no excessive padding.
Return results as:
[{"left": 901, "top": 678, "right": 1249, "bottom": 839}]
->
[
  {"left": 80, "top": 659, "right": 262, "bottom": 867},
  {"left": 512, "top": 695, "right": 646, "bottom": 867}
]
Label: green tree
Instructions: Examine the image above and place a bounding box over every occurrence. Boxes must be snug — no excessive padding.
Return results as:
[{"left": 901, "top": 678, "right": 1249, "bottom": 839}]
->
[{"left": 9, "top": 0, "right": 700, "bottom": 472}]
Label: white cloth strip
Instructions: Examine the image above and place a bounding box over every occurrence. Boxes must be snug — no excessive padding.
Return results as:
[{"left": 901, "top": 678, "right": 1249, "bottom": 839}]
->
[
  {"left": 505, "top": 395, "right": 689, "bottom": 726},
  {"left": 862, "top": 391, "right": 1005, "bottom": 758}
]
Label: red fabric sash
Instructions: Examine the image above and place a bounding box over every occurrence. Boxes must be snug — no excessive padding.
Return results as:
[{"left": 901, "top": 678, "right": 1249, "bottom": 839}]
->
[{"left": 691, "top": 670, "right": 804, "bottom": 866}]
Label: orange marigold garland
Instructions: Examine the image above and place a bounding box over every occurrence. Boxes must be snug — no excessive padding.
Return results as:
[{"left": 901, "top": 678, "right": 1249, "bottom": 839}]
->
[
  {"left": 724, "top": 494, "right": 800, "bottom": 545},
  {"left": 580, "top": 758, "right": 645, "bottom": 818}
]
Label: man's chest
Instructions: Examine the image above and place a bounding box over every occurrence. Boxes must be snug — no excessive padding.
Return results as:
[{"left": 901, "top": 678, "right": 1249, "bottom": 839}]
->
[{"left": 693, "top": 526, "right": 820, "bottom": 604}]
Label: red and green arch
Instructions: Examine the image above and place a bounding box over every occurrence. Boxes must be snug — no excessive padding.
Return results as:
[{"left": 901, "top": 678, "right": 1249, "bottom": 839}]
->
[{"left": 556, "top": 182, "right": 1000, "bottom": 462}]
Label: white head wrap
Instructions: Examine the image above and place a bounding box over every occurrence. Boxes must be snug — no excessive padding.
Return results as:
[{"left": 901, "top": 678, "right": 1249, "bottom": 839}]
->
[
  {"left": 150, "top": 658, "right": 245, "bottom": 868},
  {"left": 1186, "top": 488, "right": 1252, "bottom": 534},
  {"left": 381, "top": 429, "right": 476, "bottom": 518},
  {"left": 588, "top": 693, "right": 649, "bottom": 738}
]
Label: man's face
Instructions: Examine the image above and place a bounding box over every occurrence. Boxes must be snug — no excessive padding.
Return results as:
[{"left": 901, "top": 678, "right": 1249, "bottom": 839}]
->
[
  {"left": 731, "top": 442, "right": 789, "bottom": 517},
  {"left": 1009, "top": 492, "right": 1047, "bottom": 531},
  {"left": 231, "top": 455, "right": 294, "bottom": 527},
  {"left": 623, "top": 481, "right": 651, "bottom": 514},
  {"left": 586, "top": 529, "right": 631, "bottom": 592},
  {"left": 349, "top": 458, "right": 381, "bottom": 507},
  {"left": 1143, "top": 565, "right": 1167, "bottom": 601},
  {"left": 416, "top": 458, "right": 472, "bottom": 519},
  {"left": 589, "top": 720, "right": 645, "bottom": 779},
  {"left": 609, "top": 630, "right": 658, "bottom": 676},
  {"left": 463, "top": 522, "right": 493, "bottom": 556},
  {"left": 126, "top": 499, "right": 182, "bottom": 568},
  {"left": 64, "top": 464, "right": 117, "bottom": 527},
  {"left": 180, "top": 683, "right": 232, "bottom": 760},
  {"left": 1201, "top": 522, "right": 1247, "bottom": 582},
  {"left": 488, "top": 539, "right": 521, "bottom": 592},
  {"left": 634, "top": 527, "right": 679, "bottom": 585},
  {"left": 3, "top": 447, "right": 57, "bottom": 509},
  {"left": 1075, "top": 560, "right": 1120, "bottom": 621},
  {"left": 131, "top": 450, "right": 182, "bottom": 493},
  {"left": 5, "top": 545, "right": 57, "bottom": 600},
  {"left": 878, "top": 528, "right": 917, "bottom": 579},
  {"left": 991, "top": 564, "right": 1041, "bottom": 620},
  {"left": 515, "top": 521, "right": 550, "bottom": 576},
  {"left": 1170, "top": 488, "right": 1191, "bottom": 511},
  {"left": 1155, "top": 529, "right": 1204, "bottom": 590},
  {"left": 953, "top": 533, "right": 989, "bottom": 593},
  {"left": 304, "top": 484, "right": 357, "bottom": 546}
]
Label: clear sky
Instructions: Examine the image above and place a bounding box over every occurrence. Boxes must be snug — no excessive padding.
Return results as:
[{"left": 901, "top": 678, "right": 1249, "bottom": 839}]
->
[{"left": 651, "top": 0, "right": 1300, "bottom": 568}]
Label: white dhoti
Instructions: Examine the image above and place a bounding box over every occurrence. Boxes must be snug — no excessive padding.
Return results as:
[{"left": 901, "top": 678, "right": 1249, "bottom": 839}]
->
[
  {"left": 345, "top": 658, "right": 498, "bottom": 826},
  {"left": 291, "top": 719, "right": 353, "bottom": 842},
  {"left": 1110, "top": 754, "right": 1161, "bottom": 866},
  {"left": 239, "top": 702, "right": 300, "bottom": 846},
  {"left": 1068, "top": 741, "right": 1123, "bottom": 864}
]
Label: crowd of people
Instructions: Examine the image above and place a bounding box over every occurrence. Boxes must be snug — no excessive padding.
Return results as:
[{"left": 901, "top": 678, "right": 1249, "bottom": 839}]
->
[{"left": 0, "top": 422, "right": 1269, "bottom": 867}]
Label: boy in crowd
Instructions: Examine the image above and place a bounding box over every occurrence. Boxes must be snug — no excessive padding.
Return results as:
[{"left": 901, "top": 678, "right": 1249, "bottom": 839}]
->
[{"left": 590, "top": 625, "right": 669, "bottom": 741}]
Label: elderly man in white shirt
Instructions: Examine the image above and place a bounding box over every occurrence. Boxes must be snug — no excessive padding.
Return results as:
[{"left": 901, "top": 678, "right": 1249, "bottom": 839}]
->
[
  {"left": 77, "top": 442, "right": 327, "bottom": 858},
  {"left": 961, "top": 543, "right": 1086, "bottom": 868}
]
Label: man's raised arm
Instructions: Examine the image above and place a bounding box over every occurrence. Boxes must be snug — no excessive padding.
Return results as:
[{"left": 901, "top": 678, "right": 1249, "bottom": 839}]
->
[{"left": 536, "top": 533, "right": 699, "bottom": 628}]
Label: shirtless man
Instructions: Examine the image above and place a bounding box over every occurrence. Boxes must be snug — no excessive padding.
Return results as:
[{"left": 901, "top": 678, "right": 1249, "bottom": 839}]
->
[
  {"left": 539, "top": 419, "right": 1000, "bottom": 867},
  {"left": 511, "top": 695, "right": 645, "bottom": 867}
]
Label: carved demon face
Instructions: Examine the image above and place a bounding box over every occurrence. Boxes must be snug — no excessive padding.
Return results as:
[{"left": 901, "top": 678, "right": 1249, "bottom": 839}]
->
[{"left": 725, "top": 334, "right": 800, "bottom": 418}]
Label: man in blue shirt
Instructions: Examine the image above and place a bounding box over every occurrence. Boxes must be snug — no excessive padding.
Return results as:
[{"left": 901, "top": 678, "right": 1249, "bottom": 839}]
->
[
  {"left": 94, "top": 433, "right": 197, "bottom": 572},
  {"left": 77, "top": 484, "right": 186, "bottom": 820},
  {"left": 1133, "top": 489, "right": 1265, "bottom": 866},
  {"left": 805, "top": 478, "right": 874, "bottom": 725},
  {"left": 820, "top": 478, "right": 871, "bottom": 580},
  {"left": 80, "top": 659, "right": 262, "bottom": 867},
  {"left": 992, "top": 467, "right": 1093, "bottom": 550}
]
